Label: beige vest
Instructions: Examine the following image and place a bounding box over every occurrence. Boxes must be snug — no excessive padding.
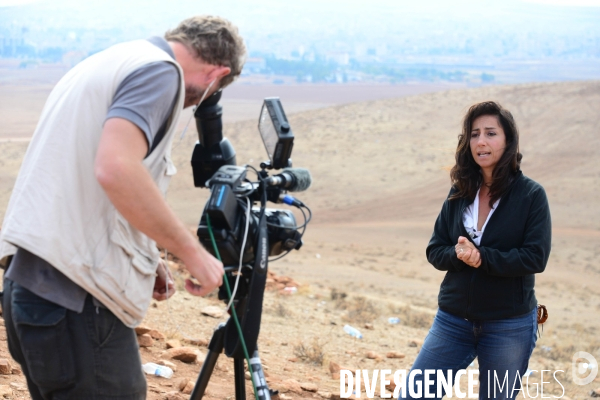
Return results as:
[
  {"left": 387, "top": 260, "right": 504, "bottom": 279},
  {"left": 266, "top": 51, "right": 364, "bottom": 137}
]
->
[{"left": 0, "top": 40, "right": 185, "bottom": 327}]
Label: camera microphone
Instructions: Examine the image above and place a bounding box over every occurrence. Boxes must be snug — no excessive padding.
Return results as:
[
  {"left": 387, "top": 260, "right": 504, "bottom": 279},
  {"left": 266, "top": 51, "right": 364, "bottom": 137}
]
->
[{"left": 265, "top": 168, "right": 312, "bottom": 192}]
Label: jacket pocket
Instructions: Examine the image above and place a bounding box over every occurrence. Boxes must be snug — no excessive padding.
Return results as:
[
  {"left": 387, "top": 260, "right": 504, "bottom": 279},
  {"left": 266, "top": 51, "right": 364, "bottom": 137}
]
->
[
  {"left": 110, "top": 212, "right": 158, "bottom": 309},
  {"left": 91, "top": 212, "right": 158, "bottom": 322},
  {"left": 110, "top": 212, "right": 158, "bottom": 275}
]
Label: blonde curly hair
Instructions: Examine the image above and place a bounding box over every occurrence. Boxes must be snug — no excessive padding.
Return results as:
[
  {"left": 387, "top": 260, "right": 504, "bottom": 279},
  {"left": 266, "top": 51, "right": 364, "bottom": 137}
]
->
[{"left": 165, "top": 15, "right": 246, "bottom": 88}]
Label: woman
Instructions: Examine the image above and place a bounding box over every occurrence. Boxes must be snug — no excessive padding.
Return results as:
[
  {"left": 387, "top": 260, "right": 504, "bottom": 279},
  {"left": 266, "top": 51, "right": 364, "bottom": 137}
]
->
[{"left": 403, "top": 101, "right": 551, "bottom": 400}]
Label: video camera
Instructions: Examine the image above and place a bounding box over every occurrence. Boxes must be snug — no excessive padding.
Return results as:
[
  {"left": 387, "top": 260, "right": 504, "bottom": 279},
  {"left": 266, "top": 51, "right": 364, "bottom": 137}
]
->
[
  {"left": 188, "top": 89, "right": 312, "bottom": 399},
  {"left": 192, "top": 90, "right": 311, "bottom": 268},
  {"left": 190, "top": 90, "right": 312, "bottom": 363}
]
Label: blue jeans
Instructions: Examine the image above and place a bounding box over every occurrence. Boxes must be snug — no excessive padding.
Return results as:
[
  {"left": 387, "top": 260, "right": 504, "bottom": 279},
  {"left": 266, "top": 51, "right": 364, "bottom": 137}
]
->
[
  {"left": 2, "top": 278, "right": 147, "bottom": 400},
  {"left": 401, "top": 308, "right": 537, "bottom": 400}
]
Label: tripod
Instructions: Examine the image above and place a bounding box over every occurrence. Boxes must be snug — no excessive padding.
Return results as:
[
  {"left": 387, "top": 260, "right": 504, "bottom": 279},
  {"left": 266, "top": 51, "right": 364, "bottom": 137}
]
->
[
  {"left": 190, "top": 176, "right": 303, "bottom": 399},
  {"left": 189, "top": 323, "right": 276, "bottom": 400}
]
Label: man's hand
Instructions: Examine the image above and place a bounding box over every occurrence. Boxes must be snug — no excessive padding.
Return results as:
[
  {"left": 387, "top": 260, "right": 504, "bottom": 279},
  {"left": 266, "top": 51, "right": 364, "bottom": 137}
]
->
[
  {"left": 180, "top": 248, "right": 223, "bottom": 297},
  {"left": 455, "top": 236, "right": 481, "bottom": 268},
  {"left": 153, "top": 259, "right": 176, "bottom": 301}
]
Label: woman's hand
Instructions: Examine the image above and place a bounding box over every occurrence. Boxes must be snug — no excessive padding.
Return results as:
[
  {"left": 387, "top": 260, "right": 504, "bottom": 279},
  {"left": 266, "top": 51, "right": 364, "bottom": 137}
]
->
[{"left": 455, "top": 236, "right": 481, "bottom": 268}]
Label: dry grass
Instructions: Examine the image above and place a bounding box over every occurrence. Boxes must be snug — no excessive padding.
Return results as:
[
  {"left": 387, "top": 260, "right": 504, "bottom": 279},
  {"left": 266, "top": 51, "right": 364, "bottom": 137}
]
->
[
  {"left": 270, "top": 300, "right": 293, "bottom": 318},
  {"left": 293, "top": 337, "right": 325, "bottom": 365},
  {"left": 390, "top": 304, "right": 435, "bottom": 329},
  {"left": 535, "top": 335, "right": 600, "bottom": 363},
  {"left": 330, "top": 288, "right": 348, "bottom": 301},
  {"left": 161, "top": 327, "right": 184, "bottom": 341},
  {"left": 333, "top": 294, "right": 380, "bottom": 324}
]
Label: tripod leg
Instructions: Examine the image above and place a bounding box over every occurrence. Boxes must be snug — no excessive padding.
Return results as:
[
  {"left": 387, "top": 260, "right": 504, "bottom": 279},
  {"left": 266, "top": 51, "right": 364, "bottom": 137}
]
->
[
  {"left": 190, "top": 323, "right": 226, "bottom": 400},
  {"left": 234, "top": 357, "right": 246, "bottom": 400},
  {"left": 249, "top": 350, "right": 276, "bottom": 400}
]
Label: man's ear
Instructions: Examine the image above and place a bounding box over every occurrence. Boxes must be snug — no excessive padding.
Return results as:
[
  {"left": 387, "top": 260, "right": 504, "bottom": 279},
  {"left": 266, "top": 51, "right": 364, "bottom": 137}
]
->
[{"left": 208, "top": 65, "right": 231, "bottom": 82}]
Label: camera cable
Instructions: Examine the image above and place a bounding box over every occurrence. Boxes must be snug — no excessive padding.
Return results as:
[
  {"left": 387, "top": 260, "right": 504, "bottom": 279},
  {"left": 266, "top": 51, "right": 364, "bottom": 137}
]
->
[
  {"left": 206, "top": 213, "right": 260, "bottom": 400},
  {"left": 265, "top": 202, "right": 312, "bottom": 263},
  {"left": 225, "top": 196, "right": 252, "bottom": 312}
]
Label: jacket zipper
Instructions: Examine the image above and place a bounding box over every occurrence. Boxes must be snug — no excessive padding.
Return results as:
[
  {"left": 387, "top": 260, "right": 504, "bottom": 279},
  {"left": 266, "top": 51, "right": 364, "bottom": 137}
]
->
[
  {"left": 458, "top": 176, "right": 518, "bottom": 319},
  {"left": 459, "top": 201, "right": 475, "bottom": 319}
]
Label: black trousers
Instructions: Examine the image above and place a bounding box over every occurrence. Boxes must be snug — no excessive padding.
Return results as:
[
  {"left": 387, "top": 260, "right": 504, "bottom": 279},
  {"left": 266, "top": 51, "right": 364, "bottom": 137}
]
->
[{"left": 2, "top": 277, "right": 147, "bottom": 399}]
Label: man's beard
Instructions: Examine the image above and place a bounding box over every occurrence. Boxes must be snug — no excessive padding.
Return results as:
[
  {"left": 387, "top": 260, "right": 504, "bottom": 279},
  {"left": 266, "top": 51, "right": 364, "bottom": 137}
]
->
[{"left": 184, "top": 85, "right": 203, "bottom": 108}]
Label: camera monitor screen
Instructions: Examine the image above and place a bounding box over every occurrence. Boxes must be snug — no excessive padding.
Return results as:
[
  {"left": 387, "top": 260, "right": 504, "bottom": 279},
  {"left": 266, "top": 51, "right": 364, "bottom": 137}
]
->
[
  {"left": 258, "top": 98, "right": 294, "bottom": 169},
  {"left": 258, "top": 103, "right": 278, "bottom": 162}
]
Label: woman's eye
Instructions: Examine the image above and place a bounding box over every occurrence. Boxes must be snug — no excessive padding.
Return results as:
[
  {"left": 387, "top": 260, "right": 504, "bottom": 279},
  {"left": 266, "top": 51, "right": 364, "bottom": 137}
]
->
[{"left": 487, "top": 131, "right": 496, "bottom": 136}]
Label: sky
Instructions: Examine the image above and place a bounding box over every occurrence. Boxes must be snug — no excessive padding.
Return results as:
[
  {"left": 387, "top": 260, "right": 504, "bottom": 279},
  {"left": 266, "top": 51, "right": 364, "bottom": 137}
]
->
[
  {"left": 2, "top": 0, "right": 600, "bottom": 7},
  {"left": 525, "top": 0, "right": 600, "bottom": 4},
  {"left": 2, "top": 0, "right": 599, "bottom": 84},
  {"left": 4, "top": 0, "right": 600, "bottom": 35}
]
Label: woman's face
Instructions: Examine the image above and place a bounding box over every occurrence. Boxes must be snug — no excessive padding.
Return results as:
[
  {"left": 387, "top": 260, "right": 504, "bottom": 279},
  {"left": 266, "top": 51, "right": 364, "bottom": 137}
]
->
[{"left": 470, "top": 114, "right": 506, "bottom": 176}]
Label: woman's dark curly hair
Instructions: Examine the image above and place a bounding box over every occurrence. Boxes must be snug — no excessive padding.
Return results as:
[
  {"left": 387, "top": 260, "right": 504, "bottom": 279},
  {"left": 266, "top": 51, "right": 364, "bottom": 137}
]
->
[{"left": 449, "top": 101, "right": 522, "bottom": 207}]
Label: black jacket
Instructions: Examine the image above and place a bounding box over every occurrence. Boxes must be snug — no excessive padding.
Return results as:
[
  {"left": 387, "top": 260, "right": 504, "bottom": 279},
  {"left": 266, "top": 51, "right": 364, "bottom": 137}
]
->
[{"left": 426, "top": 172, "right": 551, "bottom": 320}]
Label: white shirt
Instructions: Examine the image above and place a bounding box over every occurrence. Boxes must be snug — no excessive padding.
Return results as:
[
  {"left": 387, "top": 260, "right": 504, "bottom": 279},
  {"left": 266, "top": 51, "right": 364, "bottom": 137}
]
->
[{"left": 462, "top": 187, "right": 501, "bottom": 246}]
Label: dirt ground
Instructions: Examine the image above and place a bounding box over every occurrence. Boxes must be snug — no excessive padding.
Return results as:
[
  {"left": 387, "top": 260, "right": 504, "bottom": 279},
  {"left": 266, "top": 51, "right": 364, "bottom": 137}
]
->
[{"left": 0, "top": 66, "right": 599, "bottom": 399}]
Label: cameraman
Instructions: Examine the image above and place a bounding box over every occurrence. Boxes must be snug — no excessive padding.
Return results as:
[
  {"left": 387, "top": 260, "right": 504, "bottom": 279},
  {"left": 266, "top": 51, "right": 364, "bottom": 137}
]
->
[{"left": 0, "top": 16, "right": 246, "bottom": 399}]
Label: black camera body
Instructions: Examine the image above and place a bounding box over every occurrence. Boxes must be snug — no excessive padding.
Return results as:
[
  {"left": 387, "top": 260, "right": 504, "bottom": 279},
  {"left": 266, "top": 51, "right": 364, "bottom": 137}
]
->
[
  {"left": 193, "top": 93, "right": 306, "bottom": 263},
  {"left": 192, "top": 91, "right": 310, "bottom": 268},
  {"left": 196, "top": 165, "right": 302, "bottom": 267}
]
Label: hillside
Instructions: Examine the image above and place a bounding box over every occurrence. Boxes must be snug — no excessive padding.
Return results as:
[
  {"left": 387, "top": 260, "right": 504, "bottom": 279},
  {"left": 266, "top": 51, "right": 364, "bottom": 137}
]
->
[{"left": 0, "top": 81, "right": 599, "bottom": 399}]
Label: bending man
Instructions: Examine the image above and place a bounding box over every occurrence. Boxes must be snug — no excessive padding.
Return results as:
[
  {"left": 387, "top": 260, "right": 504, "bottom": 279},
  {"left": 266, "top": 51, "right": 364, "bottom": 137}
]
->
[{"left": 0, "top": 15, "right": 246, "bottom": 399}]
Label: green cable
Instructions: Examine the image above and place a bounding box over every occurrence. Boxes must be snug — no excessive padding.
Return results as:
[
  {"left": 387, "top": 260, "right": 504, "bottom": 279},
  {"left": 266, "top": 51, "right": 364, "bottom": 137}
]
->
[{"left": 205, "top": 214, "right": 260, "bottom": 400}]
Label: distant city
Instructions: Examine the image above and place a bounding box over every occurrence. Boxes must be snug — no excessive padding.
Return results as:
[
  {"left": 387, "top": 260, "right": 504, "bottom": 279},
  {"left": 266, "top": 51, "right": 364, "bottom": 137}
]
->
[{"left": 1, "top": 0, "right": 599, "bottom": 85}]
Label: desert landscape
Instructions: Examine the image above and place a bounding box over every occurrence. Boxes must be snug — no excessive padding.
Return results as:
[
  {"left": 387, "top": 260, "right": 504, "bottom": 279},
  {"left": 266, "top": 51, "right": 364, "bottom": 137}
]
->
[{"left": 0, "top": 67, "right": 599, "bottom": 399}]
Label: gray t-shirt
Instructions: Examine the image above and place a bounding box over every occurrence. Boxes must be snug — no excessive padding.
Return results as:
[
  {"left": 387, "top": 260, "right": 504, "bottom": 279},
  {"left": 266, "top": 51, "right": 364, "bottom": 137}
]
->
[
  {"left": 106, "top": 36, "right": 179, "bottom": 153},
  {"left": 6, "top": 37, "right": 180, "bottom": 312}
]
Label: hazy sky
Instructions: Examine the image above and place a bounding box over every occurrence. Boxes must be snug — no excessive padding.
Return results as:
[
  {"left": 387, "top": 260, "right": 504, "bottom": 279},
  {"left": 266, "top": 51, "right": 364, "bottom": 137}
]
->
[
  {"left": 526, "top": 0, "right": 600, "bottom": 4},
  {"left": 4, "top": 0, "right": 599, "bottom": 36},
  {"left": 2, "top": 0, "right": 600, "bottom": 6},
  {"left": 2, "top": 0, "right": 599, "bottom": 75}
]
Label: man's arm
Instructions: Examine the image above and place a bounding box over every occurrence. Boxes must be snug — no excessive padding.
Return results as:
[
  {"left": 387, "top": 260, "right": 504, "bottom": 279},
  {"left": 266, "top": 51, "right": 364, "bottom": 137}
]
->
[{"left": 95, "top": 117, "right": 223, "bottom": 296}]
